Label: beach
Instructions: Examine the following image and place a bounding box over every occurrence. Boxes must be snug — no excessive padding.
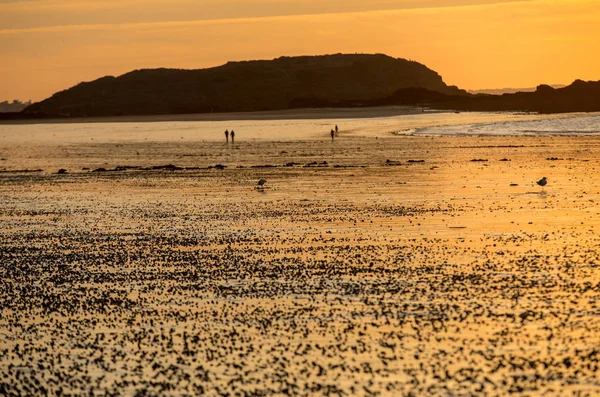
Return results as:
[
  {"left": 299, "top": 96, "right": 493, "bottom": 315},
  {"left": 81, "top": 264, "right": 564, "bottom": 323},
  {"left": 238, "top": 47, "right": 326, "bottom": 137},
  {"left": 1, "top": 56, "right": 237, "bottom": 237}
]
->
[{"left": 2, "top": 112, "right": 600, "bottom": 395}]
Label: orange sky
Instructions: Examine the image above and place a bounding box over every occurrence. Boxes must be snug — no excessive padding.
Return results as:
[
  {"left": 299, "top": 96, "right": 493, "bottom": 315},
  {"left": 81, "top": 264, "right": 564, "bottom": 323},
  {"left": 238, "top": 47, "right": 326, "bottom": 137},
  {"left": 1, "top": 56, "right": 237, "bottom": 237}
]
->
[{"left": 1, "top": 0, "right": 599, "bottom": 102}]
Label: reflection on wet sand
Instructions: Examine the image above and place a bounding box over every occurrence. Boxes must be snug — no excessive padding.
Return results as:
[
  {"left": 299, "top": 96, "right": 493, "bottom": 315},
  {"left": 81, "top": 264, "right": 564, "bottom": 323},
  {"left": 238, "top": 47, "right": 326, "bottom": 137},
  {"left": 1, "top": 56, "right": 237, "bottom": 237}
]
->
[{"left": 2, "top": 134, "right": 600, "bottom": 395}]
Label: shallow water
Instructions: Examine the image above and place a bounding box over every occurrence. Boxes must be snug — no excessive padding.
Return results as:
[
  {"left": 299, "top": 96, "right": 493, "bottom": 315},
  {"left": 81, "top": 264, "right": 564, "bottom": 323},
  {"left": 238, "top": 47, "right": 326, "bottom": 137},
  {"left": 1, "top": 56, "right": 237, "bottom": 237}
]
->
[
  {"left": 417, "top": 112, "right": 600, "bottom": 136},
  {"left": 2, "top": 111, "right": 600, "bottom": 396}
]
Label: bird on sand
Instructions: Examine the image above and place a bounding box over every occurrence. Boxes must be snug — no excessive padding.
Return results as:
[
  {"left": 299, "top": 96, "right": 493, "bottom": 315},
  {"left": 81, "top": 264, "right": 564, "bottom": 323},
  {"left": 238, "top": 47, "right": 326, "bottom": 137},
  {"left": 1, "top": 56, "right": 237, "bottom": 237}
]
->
[
  {"left": 257, "top": 179, "right": 267, "bottom": 188},
  {"left": 536, "top": 177, "right": 547, "bottom": 191}
]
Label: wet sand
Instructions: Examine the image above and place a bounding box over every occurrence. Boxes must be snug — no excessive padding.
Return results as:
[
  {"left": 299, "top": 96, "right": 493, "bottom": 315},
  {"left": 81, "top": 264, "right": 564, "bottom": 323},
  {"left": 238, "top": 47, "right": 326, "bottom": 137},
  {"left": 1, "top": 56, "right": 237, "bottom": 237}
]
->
[{"left": 2, "top": 133, "right": 600, "bottom": 395}]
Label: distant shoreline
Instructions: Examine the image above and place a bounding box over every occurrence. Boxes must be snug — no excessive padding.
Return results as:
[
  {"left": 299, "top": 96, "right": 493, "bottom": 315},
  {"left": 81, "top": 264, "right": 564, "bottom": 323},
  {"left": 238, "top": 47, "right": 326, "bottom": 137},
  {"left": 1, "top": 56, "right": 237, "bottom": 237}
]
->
[{"left": 0, "top": 106, "right": 441, "bottom": 125}]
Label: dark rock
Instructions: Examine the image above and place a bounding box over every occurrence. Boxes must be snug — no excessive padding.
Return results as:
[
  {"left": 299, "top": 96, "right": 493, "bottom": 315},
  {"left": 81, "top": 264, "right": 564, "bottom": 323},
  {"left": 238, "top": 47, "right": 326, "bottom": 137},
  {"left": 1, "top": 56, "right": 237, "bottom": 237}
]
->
[
  {"left": 385, "top": 159, "right": 402, "bottom": 166},
  {"left": 150, "top": 164, "right": 184, "bottom": 171}
]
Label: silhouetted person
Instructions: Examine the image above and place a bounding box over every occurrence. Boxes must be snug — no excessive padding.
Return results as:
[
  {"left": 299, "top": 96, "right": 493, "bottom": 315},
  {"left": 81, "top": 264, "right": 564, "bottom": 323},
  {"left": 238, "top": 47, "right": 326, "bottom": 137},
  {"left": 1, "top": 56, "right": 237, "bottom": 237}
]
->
[
  {"left": 230, "top": 130, "right": 235, "bottom": 143},
  {"left": 335, "top": 125, "right": 338, "bottom": 135},
  {"left": 225, "top": 129, "right": 229, "bottom": 142},
  {"left": 331, "top": 129, "right": 335, "bottom": 141}
]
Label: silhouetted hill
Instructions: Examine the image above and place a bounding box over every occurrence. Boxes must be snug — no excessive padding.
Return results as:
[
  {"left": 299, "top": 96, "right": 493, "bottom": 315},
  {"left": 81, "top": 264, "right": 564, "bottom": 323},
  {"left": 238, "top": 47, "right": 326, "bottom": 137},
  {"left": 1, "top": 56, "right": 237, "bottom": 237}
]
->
[
  {"left": 0, "top": 100, "right": 32, "bottom": 113},
  {"left": 426, "top": 80, "right": 600, "bottom": 113},
  {"left": 310, "top": 80, "right": 600, "bottom": 114},
  {"left": 23, "top": 54, "right": 465, "bottom": 117},
  {"left": 14, "top": 54, "right": 600, "bottom": 119}
]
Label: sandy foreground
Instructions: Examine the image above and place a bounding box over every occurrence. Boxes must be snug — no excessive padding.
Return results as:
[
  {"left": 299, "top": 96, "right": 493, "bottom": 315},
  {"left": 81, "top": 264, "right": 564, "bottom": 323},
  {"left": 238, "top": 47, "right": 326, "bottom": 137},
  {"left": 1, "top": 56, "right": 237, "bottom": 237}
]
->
[{"left": 2, "top": 130, "right": 600, "bottom": 396}]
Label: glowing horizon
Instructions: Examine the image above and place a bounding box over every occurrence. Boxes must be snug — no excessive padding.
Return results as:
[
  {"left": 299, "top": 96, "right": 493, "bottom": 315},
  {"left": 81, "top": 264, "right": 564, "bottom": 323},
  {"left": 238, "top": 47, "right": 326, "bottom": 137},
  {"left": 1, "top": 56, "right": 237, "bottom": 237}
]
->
[{"left": 1, "top": 0, "right": 599, "bottom": 102}]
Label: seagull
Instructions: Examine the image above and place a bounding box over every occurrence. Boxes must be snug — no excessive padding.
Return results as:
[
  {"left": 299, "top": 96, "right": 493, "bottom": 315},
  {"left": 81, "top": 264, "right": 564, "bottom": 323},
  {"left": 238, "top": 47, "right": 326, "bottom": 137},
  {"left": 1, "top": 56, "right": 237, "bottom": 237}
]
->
[{"left": 536, "top": 177, "right": 547, "bottom": 191}]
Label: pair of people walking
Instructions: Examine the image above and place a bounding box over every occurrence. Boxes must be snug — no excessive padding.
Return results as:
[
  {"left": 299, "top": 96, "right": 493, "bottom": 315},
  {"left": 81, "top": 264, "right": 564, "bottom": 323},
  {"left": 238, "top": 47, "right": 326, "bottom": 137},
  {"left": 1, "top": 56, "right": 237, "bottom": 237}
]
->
[
  {"left": 224, "top": 129, "right": 235, "bottom": 143},
  {"left": 331, "top": 124, "right": 339, "bottom": 141}
]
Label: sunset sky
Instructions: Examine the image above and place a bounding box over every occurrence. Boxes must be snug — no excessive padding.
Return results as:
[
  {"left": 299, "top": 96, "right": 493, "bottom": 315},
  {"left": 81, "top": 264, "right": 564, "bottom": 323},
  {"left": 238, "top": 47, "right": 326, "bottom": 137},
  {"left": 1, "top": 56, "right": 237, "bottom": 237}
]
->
[{"left": 1, "top": 0, "right": 599, "bottom": 102}]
